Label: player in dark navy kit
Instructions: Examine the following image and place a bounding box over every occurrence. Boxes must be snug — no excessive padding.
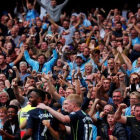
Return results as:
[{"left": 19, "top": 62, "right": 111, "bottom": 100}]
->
[
  {"left": 37, "top": 94, "right": 93, "bottom": 140},
  {"left": 22, "top": 89, "right": 59, "bottom": 140}
]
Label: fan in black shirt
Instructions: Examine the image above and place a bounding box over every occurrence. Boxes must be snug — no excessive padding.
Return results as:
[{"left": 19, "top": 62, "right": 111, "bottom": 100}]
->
[{"left": 114, "top": 103, "right": 140, "bottom": 140}]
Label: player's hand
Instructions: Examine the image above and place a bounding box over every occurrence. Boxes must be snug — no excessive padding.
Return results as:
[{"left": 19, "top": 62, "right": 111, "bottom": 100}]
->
[
  {"left": 37, "top": 103, "right": 48, "bottom": 110},
  {"left": 42, "top": 120, "right": 51, "bottom": 129}
]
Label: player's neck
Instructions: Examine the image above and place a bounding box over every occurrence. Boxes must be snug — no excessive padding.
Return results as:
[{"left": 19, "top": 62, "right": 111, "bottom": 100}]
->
[{"left": 73, "top": 107, "right": 81, "bottom": 112}]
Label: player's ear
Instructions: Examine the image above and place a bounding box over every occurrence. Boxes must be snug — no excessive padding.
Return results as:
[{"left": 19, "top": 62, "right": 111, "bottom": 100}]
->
[
  {"left": 37, "top": 97, "right": 42, "bottom": 103},
  {"left": 72, "top": 102, "right": 76, "bottom": 108}
]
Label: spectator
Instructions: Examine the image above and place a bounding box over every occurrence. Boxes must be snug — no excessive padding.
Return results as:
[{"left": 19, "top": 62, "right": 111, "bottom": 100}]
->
[
  {"left": 37, "top": 0, "right": 69, "bottom": 23},
  {"left": 24, "top": 43, "right": 58, "bottom": 74},
  {"left": 100, "top": 111, "right": 127, "bottom": 140},
  {"left": 114, "top": 103, "right": 140, "bottom": 140},
  {"left": 19, "top": 61, "right": 30, "bottom": 83},
  {"left": 0, "top": 105, "right": 20, "bottom": 140}
]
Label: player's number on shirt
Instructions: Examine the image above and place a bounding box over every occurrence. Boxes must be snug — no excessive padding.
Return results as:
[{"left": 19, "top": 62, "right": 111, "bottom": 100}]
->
[
  {"left": 41, "top": 120, "right": 50, "bottom": 136},
  {"left": 84, "top": 124, "right": 93, "bottom": 140}
]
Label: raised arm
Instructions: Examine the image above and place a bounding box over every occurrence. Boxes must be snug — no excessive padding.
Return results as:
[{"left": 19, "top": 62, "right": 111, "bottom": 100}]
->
[
  {"left": 99, "top": 51, "right": 111, "bottom": 67},
  {"left": 11, "top": 78, "right": 24, "bottom": 104},
  {"left": 47, "top": 14, "right": 59, "bottom": 30},
  {"left": 106, "top": 9, "right": 114, "bottom": 21},
  {"left": 74, "top": 68, "right": 82, "bottom": 95},
  {"left": 74, "top": 18, "right": 81, "bottom": 29},
  {"left": 24, "top": 46, "right": 37, "bottom": 68},
  {"left": 42, "top": 73, "right": 61, "bottom": 102},
  {"left": 121, "top": 53, "right": 132, "bottom": 71},
  {"left": 33, "top": 0, "right": 37, "bottom": 9},
  {"left": 12, "top": 66, "right": 21, "bottom": 82},
  {"left": 114, "top": 103, "right": 127, "bottom": 123},
  {"left": 36, "top": 0, "right": 47, "bottom": 10},
  {"left": 12, "top": 46, "right": 24, "bottom": 66},
  {"left": 59, "top": 0, "right": 69, "bottom": 8},
  {"left": 0, "top": 41, "right": 8, "bottom": 55},
  {"left": 47, "top": 47, "right": 58, "bottom": 68},
  {"left": 105, "top": 32, "right": 113, "bottom": 51},
  {"left": 133, "top": 23, "right": 140, "bottom": 35},
  {"left": 88, "top": 98, "right": 99, "bottom": 117},
  {"left": 126, "top": 34, "right": 132, "bottom": 50}
]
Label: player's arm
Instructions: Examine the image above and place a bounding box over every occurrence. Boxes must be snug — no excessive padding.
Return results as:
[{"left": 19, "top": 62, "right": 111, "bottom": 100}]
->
[
  {"left": 65, "top": 126, "right": 71, "bottom": 135},
  {"left": 37, "top": 103, "right": 71, "bottom": 123},
  {"left": 22, "top": 128, "right": 33, "bottom": 140},
  {"left": 42, "top": 120, "right": 59, "bottom": 140},
  {"left": 20, "top": 119, "right": 27, "bottom": 129}
]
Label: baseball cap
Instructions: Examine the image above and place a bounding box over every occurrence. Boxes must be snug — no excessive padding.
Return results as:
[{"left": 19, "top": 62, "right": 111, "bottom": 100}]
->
[
  {"left": 76, "top": 53, "right": 84, "bottom": 60},
  {"left": 71, "top": 13, "right": 78, "bottom": 17}
]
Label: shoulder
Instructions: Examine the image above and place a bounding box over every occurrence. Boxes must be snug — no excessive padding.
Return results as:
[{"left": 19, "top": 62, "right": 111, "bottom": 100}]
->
[
  {"left": 3, "top": 120, "right": 10, "bottom": 129},
  {"left": 126, "top": 116, "right": 135, "bottom": 121},
  {"left": 27, "top": 108, "right": 38, "bottom": 114}
]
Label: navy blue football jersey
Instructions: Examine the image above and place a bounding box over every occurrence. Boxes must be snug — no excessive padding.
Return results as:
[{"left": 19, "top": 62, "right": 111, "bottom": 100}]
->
[
  {"left": 68, "top": 110, "right": 93, "bottom": 140},
  {"left": 27, "top": 108, "right": 59, "bottom": 140}
]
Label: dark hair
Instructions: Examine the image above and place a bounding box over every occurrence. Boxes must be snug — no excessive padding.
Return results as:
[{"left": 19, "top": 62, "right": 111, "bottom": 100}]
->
[
  {"left": 8, "top": 105, "right": 18, "bottom": 114},
  {"left": 74, "top": 30, "right": 80, "bottom": 35},
  {"left": 24, "top": 76, "right": 35, "bottom": 84},
  {"left": 45, "top": 92, "right": 51, "bottom": 100},
  {"left": 93, "top": 49, "right": 100, "bottom": 54},
  {"left": 116, "top": 21, "right": 122, "bottom": 26},
  {"left": 56, "top": 41, "right": 63, "bottom": 46},
  {"left": 104, "top": 104, "right": 115, "bottom": 112},
  {"left": 27, "top": 84, "right": 37, "bottom": 89},
  {"left": 9, "top": 19, "right": 15, "bottom": 26},
  {"left": 0, "top": 54, "right": 6, "bottom": 59},
  {"left": 107, "top": 111, "right": 115, "bottom": 115},
  {"left": 37, "top": 54, "right": 46, "bottom": 61},
  {"left": 63, "top": 19, "right": 70, "bottom": 23},
  {"left": 8, "top": 49, "right": 15, "bottom": 56},
  {"left": 108, "top": 56, "right": 114, "bottom": 60},
  {"left": 81, "top": 40, "right": 86, "bottom": 43},
  {"left": 28, "top": 89, "right": 46, "bottom": 102},
  {"left": 27, "top": 76, "right": 35, "bottom": 80},
  {"left": 85, "top": 79, "right": 93, "bottom": 84},
  {"left": 134, "top": 103, "right": 140, "bottom": 110}
]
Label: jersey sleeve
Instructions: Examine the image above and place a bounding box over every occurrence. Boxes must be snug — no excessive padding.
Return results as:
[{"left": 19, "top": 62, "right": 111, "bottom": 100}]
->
[
  {"left": 68, "top": 112, "right": 78, "bottom": 123},
  {"left": 26, "top": 111, "right": 34, "bottom": 129}
]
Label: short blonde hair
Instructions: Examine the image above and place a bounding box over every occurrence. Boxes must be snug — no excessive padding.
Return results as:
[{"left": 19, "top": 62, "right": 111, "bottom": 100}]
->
[
  {"left": 66, "top": 87, "right": 76, "bottom": 94},
  {"left": 130, "top": 91, "right": 140, "bottom": 99},
  {"left": 66, "top": 94, "right": 82, "bottom": 107}
]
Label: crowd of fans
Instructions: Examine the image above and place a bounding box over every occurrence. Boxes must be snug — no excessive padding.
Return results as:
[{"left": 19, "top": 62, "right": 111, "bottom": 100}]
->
[{"left": 0, "top": 0, "right": 140, "bottom": 140}]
